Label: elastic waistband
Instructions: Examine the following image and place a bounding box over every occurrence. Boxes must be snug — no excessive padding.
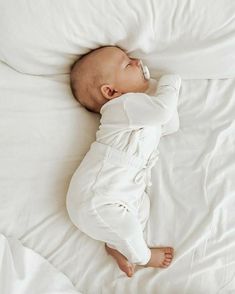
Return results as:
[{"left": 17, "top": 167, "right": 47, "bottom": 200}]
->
[{"left": 89, "top": 141, "right": 147, "bottom": 169}]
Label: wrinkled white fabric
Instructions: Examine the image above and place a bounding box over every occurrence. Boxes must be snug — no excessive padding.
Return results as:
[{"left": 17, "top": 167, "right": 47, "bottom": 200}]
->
[
  {"left": 0, "top": 234, "right": 79, "bottom": 294},
  {"left": 0, "top": 0, "right": 234, "bottom": 78}
]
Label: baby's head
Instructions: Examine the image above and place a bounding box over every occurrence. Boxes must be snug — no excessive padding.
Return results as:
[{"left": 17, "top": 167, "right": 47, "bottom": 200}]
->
[{"left": 70, "top": 46, "right": 149, "bottom": 113}]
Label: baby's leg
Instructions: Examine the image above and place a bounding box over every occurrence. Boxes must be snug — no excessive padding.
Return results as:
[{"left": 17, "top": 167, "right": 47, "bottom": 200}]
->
[
  {"left": 100, "top": 201, "right": 173, "bottom": 274},
  {"left": 105, "top": 245, "right": 174, "bottom": 273},
  {"left": 137, "top": 192, "right": 150, "bottom": 231},
  {"left": 74, "top": 200, "right": 174, "bottom": 276},
  {"left": 76, "top": 201, "right": 151, "bottom": 276},
  {"left": 105, "top": 243, "right": 136, "bottom": 277},
  {"left": 137, "top": 193, "right": 174, "bottom": 268},
  {"left": 96, "top": 202, "right": 151, "bottom": 267},
  {"left": 104, "top": 195, "right": 151, "bottom": 277}
]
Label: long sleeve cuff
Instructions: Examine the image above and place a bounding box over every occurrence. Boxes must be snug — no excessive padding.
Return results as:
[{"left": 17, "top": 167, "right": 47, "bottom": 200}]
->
[{"left": 158, "top": 75, "right": 182, "bottom": 91}]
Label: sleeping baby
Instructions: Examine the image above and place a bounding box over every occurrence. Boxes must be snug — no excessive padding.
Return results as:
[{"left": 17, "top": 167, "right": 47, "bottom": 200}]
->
[{"left": 66, "top": 46, "right": 181, "bottom": 277}]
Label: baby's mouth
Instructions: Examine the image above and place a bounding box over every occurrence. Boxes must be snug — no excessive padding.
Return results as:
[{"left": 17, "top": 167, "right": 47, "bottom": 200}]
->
[{"left": 139, "top": 60, "right": 150, "bottom": 80}]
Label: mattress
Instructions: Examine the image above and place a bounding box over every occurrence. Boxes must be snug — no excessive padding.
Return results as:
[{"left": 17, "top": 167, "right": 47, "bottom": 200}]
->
[{"left": 0, "top": 0, "right": 235, "bottom": 293}]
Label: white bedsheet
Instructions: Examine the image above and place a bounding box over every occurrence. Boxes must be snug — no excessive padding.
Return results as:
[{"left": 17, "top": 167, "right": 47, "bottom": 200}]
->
[
  {"left": 0, "top": 60, "right": 235, "bottom": 293},
  {"left": 0, "top": 234, "right": 78, "bottom": 294},
  {"left": 1, "top": 0, "right": 235, "bottom": 293}
]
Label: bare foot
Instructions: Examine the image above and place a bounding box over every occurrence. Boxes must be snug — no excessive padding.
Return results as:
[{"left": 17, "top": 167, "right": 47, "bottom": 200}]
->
[
  {"left": 105, "top": 244, "right": 136, "bottom": 277},
  {"left": 145, "top": 247, "right": 174, "bottom": 268}
]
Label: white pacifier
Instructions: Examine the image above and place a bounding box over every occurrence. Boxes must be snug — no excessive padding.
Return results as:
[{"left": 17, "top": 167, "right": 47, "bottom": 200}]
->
[{"left": 140, "top": 60, "right": 150, "bottom": 80}]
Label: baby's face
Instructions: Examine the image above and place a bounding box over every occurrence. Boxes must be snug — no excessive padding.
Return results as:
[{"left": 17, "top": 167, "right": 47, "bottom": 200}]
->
[{"left": 100, "top": 47, "right": 149, "bottom": 94}]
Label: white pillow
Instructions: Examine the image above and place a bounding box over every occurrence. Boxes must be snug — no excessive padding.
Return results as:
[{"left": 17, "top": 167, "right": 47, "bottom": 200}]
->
[{"left": 0, "top": 0, "right": 234, "bottom": 78}]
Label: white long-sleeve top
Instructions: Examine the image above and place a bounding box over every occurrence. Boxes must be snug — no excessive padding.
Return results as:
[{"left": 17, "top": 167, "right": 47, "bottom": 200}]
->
[{"left": 96, "top": 75, "right": 181, "bottom": 162}]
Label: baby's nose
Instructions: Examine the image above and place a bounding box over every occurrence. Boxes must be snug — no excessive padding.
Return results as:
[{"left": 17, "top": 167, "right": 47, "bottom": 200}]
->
[{"left": 131, "top": 58, "right": 140, "bottom": 67}]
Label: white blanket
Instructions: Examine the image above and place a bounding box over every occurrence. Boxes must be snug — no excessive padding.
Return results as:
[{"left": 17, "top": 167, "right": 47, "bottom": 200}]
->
[{"left": 0, "top": 234, "right": 79, "bottom": 294}]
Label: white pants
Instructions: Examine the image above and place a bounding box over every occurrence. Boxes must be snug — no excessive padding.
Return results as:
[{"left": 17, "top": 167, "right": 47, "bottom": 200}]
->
[{"left": 66, "top": 142, "right": 151, "bottom": 265}]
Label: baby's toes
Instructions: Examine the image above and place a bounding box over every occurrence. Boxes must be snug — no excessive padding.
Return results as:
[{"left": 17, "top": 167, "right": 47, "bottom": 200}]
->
[
  {"left": 164, "top": 247, "right": 174, "bottom": 255},
  {"left": 126, "top": 263, "right": 135, "bottom": 277},
  {"left": 165, "top": 253, "right": 173, "bottom": 259},
  {"left": 162, "top": 247, "right": 173, "bottom": 259},
  {"left": 165, "top": 258, "right": 172, "bottom": 264},
  {"left": 161, "top": 253, "right": 173, "bottom": 268},
  {"left": 162, "top": 258, "right": 172, "bottom": 267}
]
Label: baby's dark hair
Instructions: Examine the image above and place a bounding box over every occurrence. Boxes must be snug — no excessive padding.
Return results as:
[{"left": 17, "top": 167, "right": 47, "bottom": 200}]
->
[
  {"left": 70, "top": 52, "right": 100, "bottom": 113},
  {"left": 70, "top": 51, "right": 90, "bottom": 100},
  {"left": 70, "top": 46, "right": 120, "bottom": 113}
]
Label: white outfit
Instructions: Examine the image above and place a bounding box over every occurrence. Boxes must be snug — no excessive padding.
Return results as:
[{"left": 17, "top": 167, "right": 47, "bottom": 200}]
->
[{"left": 66, "top": 75, "right": 181, "bottom": 265}]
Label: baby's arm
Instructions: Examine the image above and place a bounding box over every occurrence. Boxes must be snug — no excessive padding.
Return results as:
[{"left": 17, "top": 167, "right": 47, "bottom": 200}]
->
[
  {"left": 161, "top": 110, "right": 180, "bottom": 136},
  {"left": 123, "top": 75, "right": 181, "bottom": 127}
]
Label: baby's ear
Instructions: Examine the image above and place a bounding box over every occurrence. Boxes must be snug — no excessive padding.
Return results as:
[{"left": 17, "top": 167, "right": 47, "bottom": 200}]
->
[{"left": 101, "top": 84, "right": 121, "bottom": 100}]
